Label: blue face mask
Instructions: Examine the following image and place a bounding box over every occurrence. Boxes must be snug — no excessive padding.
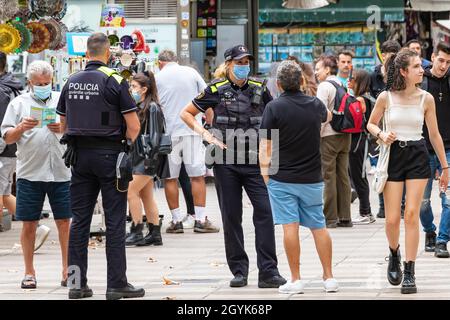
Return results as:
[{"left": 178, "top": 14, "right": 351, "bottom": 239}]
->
[
  {"left": 132, "top": 91, "right": 141, "bottom": 104},
  {"left": 233, "top": 64, "right": 250, "bottom": 80},
  {"left": 33, "top": 84, "right": 52, "bottom": 100}
]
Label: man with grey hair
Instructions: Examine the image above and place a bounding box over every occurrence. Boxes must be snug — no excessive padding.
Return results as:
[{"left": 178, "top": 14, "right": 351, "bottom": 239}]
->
[
  {"left": 259, "top": 60, "right": 338, "bottom": 294},
  {"left": 156, "top": 49, "right": 219, "bottom": 233},
  {"left": 1, "top": 60, "right": 71, "bottom": 290}
]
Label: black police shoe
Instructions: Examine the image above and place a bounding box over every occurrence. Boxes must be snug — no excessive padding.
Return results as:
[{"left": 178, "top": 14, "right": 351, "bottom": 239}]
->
[
  {"left": 425, "top": 231, "right": 436, "bottom": 252},
  {"left": 435, "top": 242, "right": 450, "bottom": 258},
  {"left": 229, "top": 274, "right": 248, "bottom": 287},
  {"left": 258, "top": 275, "right": 287, "bottom": 288},
  {"left": 106, "top": 283, "right": 145, "bottom": 300},
  {"left": 376, "top": 208, "right": 385, "bottom": 219},
  {"left": 68, "top": 286, "right": 94, "bottom": 299},
  {"left": 387, "top": 245, "right": 402, "bottom": 286}
]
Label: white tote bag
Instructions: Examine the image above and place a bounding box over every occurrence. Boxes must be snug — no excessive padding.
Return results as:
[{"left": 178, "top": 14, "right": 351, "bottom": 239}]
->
[{"left": 372, "top": 102, "right": 391, "bottom": 194}]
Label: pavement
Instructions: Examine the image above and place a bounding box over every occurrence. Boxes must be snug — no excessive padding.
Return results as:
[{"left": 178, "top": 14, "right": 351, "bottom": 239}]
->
[{"left": 1, "top": 178, "right": 450, "bottom": 300}]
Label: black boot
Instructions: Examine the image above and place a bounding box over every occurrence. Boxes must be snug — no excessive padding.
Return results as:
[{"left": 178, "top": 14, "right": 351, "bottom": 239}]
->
[
  {"left": 425, "top": 231, "right": 436, "bottom": 252},
  {"left": 387, "top": 245, "right": 402, "bottom": 286},
  {"left": 125, "top": 222, "right": 144, "bottom": 246},
  {"left": 401, "top": 261, "right": 417, "bottom": 294},
  {"left": 137, "top": 223, "right": 163, "bottom": 246}
]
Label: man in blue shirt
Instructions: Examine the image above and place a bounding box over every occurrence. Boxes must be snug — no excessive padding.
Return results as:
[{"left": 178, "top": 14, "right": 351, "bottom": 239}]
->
[{"left": 406, "top": 39, "right": 432, "bottom": 69}]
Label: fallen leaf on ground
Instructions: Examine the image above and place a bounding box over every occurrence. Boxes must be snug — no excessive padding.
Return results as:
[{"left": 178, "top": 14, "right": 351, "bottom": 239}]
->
[
  {"left": 163, "top": 276, "right": 180, "bottom": 285},
  {"left": 162, "top": 296, "right": 176, "bottom": 300},
  {"left": 209, "top": 262, "right": 226, "bottom": 267},
  {"left": 147, "top": 257, "right": 157, "bottom": 263}
]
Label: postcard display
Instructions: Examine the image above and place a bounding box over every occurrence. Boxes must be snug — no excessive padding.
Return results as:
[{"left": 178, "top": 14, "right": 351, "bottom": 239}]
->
[
  {"left": 259, "top": 26, "right": 376, "bottom": 74},
  {"left": 197, "top": 0, "right": 217, "bottom": 56}
]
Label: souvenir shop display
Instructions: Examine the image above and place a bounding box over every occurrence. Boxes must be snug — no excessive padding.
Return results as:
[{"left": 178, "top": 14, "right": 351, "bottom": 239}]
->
[
  {"left": 0, "top": 0, "right": 19, "bottom": 21},
  {"left": 26, "top": 21, "right": 50, "bottom": 53},
  {"left": 0, "top": 23, "right": 21, "bottom": 53},
  {"left": 258, "top": 26, "right": 377, "bottom": 74}
]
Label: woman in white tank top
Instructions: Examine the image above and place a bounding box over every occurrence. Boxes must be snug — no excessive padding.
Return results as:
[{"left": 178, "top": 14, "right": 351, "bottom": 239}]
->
[{"left": 367, "top": 48, "right": 449, "bottom": 294}]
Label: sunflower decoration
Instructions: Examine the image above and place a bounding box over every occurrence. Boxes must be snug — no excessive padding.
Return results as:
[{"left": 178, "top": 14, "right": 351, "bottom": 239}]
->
[
  {"left": 40, "top": 18, "right": 62, "bottom": 50},
  {"left": 0, "top": 23, "right": 21, "bottom": 54},
  {"left": 26, "top": 21, "right": 50, "bottom": 54},
  {"left": 0, "top": 0, "right": 19, "bottom": 21},
  {"left": 10, "top": 21, "right": 33, "bottom": 53}
]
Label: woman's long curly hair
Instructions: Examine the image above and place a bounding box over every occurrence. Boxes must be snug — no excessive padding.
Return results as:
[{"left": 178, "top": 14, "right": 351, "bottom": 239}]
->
[{"left": 385, "top": 48, "right": 420, "bottom": 91}]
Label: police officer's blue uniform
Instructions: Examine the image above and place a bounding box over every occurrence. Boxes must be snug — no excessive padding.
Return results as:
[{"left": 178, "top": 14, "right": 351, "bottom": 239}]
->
[
  {"left": 56, "top": 60, "right": 137, "bottom": 292},
  {"left": 193, "top": 72, "right": 285, "bottom": 286}
]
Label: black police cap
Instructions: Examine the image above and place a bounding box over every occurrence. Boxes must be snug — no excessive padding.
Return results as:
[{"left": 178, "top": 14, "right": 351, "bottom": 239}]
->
[{"left": 224, "top": 45, "right": 254, "bottom": 62}]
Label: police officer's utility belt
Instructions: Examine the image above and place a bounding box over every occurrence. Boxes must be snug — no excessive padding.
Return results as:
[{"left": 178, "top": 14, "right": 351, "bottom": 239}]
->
[
  {"left": 215, "top": 116, "right": 262, "bottom": 126},
  {"left": 75, "top": 136, "right": 125, "bottom": 151}
]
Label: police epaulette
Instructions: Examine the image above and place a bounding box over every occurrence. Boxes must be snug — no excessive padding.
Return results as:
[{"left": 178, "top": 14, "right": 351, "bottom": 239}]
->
[
  {"left": 248, "top": 77, "right": 265, "bottom": 86},
  {"left": 210, "top": 77, "right": 228, "bottom": 86}
]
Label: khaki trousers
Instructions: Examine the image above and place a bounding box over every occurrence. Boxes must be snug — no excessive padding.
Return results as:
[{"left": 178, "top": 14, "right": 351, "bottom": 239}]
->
[{"left": 321, "top": 134, "right": 352, "bottom": 224}]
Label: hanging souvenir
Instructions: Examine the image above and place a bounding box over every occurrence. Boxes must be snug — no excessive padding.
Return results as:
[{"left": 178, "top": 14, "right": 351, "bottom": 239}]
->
[
  {"left": 0, "top": 0, "right": 19, "bottom": 21},
  {"left": 120, "top": 35, "right": 134, "bottom": 50},
  {"left": 27, "top": 21, "right": 50, "bottom": 54},
  {"left": 53, "top": 20, "right": 68, "bottom": 50},
  {"left": 0, "top": 24, "right": 21, "bottom": 54},
  {"left": 52, "top": 0, "right": 67, "bottom": 21},
  {"left": 131, "top": 30, "right": 150, "bottom": 54},
  {"left": 40, "top": 18, "right": 62, "bottom": 50},
  {"left": 108, "top": 34, "right": 120, "bottom": 46},
  {"left": 10, "top": 21, "right": 33, "bottom": 53},
  {"left": 15, "top": 0, "right": 32, "bottom": 24}
]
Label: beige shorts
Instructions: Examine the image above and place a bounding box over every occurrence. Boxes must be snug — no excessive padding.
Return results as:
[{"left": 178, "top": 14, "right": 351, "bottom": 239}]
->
[
  {"left": 0, "top": 157, "right": 16, "bottom": 195},
  {"left": 167, "top": 135, "right": 206, "bottom": 179}
]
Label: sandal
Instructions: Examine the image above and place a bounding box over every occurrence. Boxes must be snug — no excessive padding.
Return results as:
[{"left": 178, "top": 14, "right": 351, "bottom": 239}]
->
[{"left": 21, "top": 275, "right": 37, "bottom": 289}]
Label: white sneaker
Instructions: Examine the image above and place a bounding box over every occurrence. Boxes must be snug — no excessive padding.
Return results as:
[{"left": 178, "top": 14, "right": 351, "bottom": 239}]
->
[
  {"left": 278, "top": 280, "right": 306, "bottom": 294},
  {"left": 182, "top": 214, "right": 196, "bottom": 229},
  {"left": 353, "top": 215, "right": 376, "bottom": 225},
  {"left": 34, "top": 225, "right": 50, "bottom": 252},
  {"left": 323, "top": 278, "right": 339, "bottom": 293}
]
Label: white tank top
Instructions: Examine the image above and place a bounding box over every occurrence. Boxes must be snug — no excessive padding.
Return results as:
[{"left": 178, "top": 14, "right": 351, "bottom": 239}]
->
[{"left": 386, "top": 91, "right": 426, "bottom": 141}]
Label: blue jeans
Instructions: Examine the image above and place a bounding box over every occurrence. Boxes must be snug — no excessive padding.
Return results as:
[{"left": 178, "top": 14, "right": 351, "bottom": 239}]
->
[{"left": 419, "top": 151, "right": 450, "bottom": 244}]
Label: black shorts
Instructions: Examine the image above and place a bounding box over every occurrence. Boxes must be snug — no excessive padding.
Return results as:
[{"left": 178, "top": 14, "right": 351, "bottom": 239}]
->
[{"left": 387, "top": 139, "right": 431, "bottom": 181}]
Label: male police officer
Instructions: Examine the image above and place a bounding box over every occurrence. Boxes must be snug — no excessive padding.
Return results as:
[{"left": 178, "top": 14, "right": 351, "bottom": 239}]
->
[
  {"left": 56, "top": 32, "right": 143, "bottom": 300},
  {"left": 181, "top": 45, "right": 286, "bottom": 288}
]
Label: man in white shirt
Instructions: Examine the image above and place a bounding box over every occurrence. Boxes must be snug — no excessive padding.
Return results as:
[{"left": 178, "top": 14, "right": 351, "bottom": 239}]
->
[
  {"left": 315, "top": 55, "right": 352, "bottom": 228},
  {"left": 1, "top": 61, "right": 71, "bottom": 290},
  {"left": 156, "top": 50, "right": 219, "bottom": 233}
]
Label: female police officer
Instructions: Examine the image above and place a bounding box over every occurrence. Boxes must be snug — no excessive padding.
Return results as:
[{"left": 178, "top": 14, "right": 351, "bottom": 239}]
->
[{"left": 180, "top": 45, "right": 286, "bottom": 288}]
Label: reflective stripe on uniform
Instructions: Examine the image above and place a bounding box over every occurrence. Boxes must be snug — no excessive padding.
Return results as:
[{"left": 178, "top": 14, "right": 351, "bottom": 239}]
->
[
  {"left": 210, "top": 79, "right": 230, "bottom": 93},
  {"left": 97, "top": 66, "right": 123, "bottom": 84},
  {"left": 248, "top": 80, "right": 262, "bottom": 87}
]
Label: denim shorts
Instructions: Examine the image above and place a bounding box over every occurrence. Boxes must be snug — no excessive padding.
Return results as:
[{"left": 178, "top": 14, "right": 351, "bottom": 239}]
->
[
  {"left": 267, "top": 179, "right": 326, "bottom": 229},
  {"left": 15, "top": 179, "right": 72, "bottom": 221}
]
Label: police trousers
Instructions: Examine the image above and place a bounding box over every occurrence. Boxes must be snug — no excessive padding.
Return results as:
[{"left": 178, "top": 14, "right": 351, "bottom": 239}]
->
[
  {"left": 68, "top": 148, "right": 128, "bottom": 289},
  {"left": 213, "top": 164, "right": 279, "bottom": 280}
]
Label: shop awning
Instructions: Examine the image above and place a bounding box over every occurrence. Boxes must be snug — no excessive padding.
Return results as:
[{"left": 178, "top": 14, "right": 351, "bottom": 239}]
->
[
  {"left": 409, "top": 0, "right": 450, "bottom": 12},
  {"left": 259, "top": 0, "right": 405, "bottom": 23},
  {"left": 436, "top": 19, "right": 450, "bottom": 31}
]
